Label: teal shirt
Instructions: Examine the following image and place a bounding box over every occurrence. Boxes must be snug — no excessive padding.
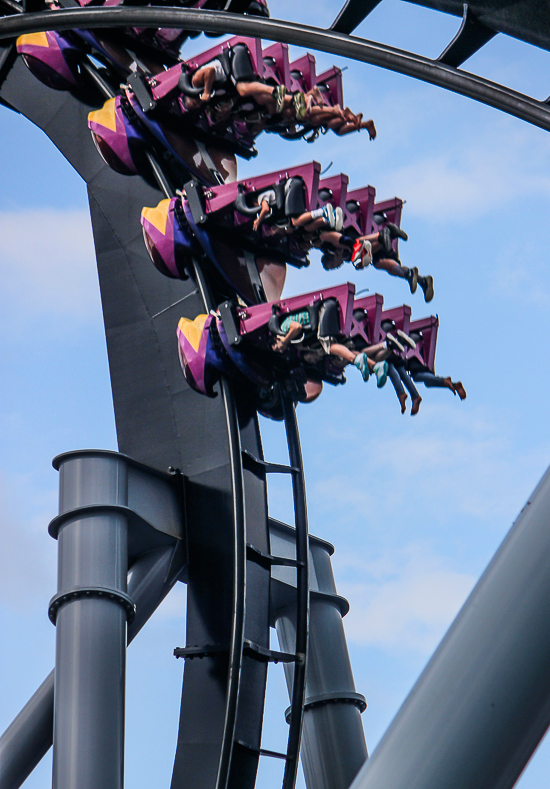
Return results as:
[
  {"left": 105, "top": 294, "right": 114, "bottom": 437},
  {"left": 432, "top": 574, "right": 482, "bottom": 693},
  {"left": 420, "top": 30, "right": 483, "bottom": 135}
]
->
[{"left": 280, "top": 310, "right": 310, "bottom": 334}]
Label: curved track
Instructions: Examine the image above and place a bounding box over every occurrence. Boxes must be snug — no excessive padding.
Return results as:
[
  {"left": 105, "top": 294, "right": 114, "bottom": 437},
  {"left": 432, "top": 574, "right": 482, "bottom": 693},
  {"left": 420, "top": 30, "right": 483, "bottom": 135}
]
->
[
  {"left": 2, "top": 3, "right": 549, "bottom": 789},
  {"left": 2, "top": 7, "right": 550, "bottom": 131},
  {"left": 0, "top": 33, "right": 312, "bottom": 789}
]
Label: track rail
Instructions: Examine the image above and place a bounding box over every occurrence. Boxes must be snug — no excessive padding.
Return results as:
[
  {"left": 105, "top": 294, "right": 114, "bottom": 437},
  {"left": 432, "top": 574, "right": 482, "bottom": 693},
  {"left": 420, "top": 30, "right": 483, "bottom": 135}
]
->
[
  {"left": 2, "top": 7, "right": 550, "bottom": 132},
  {"left": 0, "top": 35, "right": 312, "bottom": 789},
  {"left": 281, "top": 394, "right": 310, "bottom": 789}
]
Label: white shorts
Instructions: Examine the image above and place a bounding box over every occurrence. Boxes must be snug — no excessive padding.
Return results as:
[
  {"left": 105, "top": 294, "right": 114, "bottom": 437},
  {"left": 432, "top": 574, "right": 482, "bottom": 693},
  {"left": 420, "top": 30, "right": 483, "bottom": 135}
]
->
[
  {"left": 257, "top": 188, "right": 277, "bottom": 216},
  {"left": 204, "top": 58, "right": 226, "bottom": 84}
]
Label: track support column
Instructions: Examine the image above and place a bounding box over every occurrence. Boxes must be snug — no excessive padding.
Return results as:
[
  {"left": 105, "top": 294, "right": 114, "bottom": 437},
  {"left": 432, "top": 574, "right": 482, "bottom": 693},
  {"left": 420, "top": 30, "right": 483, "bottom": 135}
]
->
[{"left": 50, "top": 452, "right": 133, "bottom": 789}]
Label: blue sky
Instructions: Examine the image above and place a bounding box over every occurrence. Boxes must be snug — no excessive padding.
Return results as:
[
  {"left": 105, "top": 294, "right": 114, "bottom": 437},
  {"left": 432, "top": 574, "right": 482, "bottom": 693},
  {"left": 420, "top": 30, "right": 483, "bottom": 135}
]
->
[{"left": 2, "top": 1, "right": 550, "bottom": 787}]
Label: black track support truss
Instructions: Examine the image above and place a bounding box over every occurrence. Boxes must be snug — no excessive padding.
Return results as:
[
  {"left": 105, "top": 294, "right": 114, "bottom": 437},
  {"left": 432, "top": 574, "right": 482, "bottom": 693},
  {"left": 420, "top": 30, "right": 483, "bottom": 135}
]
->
[{"left": 437, "top": 2, "right": 496, "bottom": 68}]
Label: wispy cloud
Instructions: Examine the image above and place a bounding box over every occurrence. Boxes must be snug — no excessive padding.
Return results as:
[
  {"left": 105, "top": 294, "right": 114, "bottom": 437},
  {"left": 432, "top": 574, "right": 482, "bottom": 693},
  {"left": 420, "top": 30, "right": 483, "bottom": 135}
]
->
[
  {"left": 309, "top": 402, "right": 548, "bottom": 528},
  {"left": 338, "top": 546, "right": 476, "bottom": 654},
  {"left": 0, "top": 471, "right": 57, "bottom": 612},
  {"left": 0, "top": 209, "right": 100, "bottom": 323}
]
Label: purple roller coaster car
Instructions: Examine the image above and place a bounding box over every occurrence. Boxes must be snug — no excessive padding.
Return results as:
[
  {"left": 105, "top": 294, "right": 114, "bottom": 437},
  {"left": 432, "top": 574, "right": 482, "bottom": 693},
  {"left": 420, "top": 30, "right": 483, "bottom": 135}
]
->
[
  {"left": 141, "top": 161, "right": 406, "bottom": 305},
  {"left": 176, "top": 281, "right": 438, "bottom": 412}
]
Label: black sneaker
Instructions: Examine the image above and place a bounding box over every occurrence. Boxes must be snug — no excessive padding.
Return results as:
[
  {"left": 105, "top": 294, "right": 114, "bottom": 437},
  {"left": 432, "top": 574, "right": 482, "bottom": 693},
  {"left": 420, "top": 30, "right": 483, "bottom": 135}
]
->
[
  {"left": 419, "top": 275, "right": 434, "bottom": 303},
  {"left": 387, "top": 222, "right": 408, "bottom": 241}
]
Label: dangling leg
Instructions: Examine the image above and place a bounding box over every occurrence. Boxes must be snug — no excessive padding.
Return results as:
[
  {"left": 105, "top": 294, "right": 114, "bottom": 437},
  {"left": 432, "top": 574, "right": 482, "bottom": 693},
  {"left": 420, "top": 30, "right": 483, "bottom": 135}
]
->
[
  {"left": 387, "top": 363, "right": 408, "bottom": 413},
  {"left": 397, "top": 366, "right": 422, "bottom": 415}
]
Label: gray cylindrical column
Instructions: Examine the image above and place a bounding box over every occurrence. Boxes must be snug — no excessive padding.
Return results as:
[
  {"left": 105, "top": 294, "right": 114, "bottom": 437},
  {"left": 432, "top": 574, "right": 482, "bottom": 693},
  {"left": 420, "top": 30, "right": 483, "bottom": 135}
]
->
[
  {"left": 350, "top": 464, "right": 550, "bottom": 789},
  {"left": 273, "top": 533, "right": 367, "bottom": 789},
  {"left": 51, "top": 452, "right": 131, "bottom": 789},
  {"left": 0, "top": 545, "right": 177, "bottom": 789}
]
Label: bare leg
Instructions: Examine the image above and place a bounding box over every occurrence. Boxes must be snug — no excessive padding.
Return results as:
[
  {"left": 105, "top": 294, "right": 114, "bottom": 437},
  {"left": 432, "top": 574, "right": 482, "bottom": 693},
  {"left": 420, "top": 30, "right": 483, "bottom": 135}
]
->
[
  {"left": 192, "top": 65, "right": 217, "bottom": 101},
  {"left": 373, "top": 257, "right": 410, "bottom": 280},
  {"left": 291, "top": 214, "right": 325, "bottom": 230},
  {"left": 236, "top": 81, "right": 293, "bottom": 114},
  {"left": 272, "top": 320, "right": 303, "bottom": 352},
  {"left": 328, "top": 343, "right": 376, "bottom": 371}
]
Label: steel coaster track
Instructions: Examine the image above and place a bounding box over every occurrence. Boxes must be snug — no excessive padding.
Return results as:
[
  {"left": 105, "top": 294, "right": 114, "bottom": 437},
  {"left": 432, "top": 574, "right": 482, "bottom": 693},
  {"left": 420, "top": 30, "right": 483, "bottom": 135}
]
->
[
  {"left": 80, "top": 47, "right": 311, "bottom": 789},
  {"left": 0, "top": 32, "right": 310, "bottom": 789},
  {"left": 2, "top": 6, "right": 550, "bottom": 132},
  {"left": 280, "top": 393, "right": 310, "bottom": 789}
]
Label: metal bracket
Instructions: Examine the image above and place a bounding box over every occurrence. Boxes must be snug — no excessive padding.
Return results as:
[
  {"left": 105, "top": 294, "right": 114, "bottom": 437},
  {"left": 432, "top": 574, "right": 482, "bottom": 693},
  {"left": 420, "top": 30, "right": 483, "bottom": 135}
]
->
[
  {"left": 174, "top": 640, "right": 300, "bottom": 664},
  {"left": 242, "top": 449, "right": 299, "bottom": 475},
  {"left": 184, "top": 180, "right": 207, "bottom": 225},
  {"left": 438, "top": 3, "right": 497, "bottom": 68},
  {"left": 218, "top": 300, "right": 241, "bottom": 345},
  {"left": 244, "top": 250, "right": 267, "bottom": 304},
  {"left": 127, "top": 71, "right": 156, "bottom": 113},
  {"left": 246, "top": 543, "right": 304, "bottom": 570}
]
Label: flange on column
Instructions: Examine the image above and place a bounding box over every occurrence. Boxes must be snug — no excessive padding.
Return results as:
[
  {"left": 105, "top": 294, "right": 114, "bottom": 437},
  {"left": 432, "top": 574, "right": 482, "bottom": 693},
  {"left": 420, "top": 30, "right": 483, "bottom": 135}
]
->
[{"left": 48, "top": 450, "right": 185, "bottom": 789}]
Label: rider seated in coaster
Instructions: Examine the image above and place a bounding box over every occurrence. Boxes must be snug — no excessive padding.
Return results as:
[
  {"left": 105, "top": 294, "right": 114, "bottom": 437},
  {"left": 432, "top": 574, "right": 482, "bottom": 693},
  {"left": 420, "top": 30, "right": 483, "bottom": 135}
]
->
[
  {"left": 407, "top": 331, "right": 466, "bottom": 400},
  {"left": 270, "top": 308, "right": 389, "bottom": 388},
  {"left": 386, "top": 330, "right": 466, "bottom": 415},
  {"left": 314, "top": 221, "right": 434, "bottom": 302},
  {"left": 191, "top": 58, "right": 229, "bottom": 101},
  {"left": 252, "top": 188, "right": 343, "bottom": 233},
  {"left": 303, "top": 88, "right": 377, "bottom": 138}
]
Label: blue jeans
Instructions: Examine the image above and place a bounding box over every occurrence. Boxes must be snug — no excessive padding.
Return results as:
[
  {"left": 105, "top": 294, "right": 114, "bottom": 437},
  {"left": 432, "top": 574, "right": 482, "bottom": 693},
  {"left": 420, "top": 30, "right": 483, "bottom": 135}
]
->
[
  {"left": 411, "top": 370, "right": 449, "bottom": 388},
  {"left": 388, "top": 363, "right": 420, "bottom": 400}
]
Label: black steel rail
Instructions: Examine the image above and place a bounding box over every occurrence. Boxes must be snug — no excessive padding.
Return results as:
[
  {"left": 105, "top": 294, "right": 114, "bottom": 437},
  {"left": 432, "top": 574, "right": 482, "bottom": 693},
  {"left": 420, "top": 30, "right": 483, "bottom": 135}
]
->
[
  {"left": 280, "top": 393, "right": 310, "bottom": 789},
  {"left": 188, "top": 256, "right": 247, "bottom": 789},
  {"left": 0, "top": 43, "right": 269, "bottom": 789},
  {"left": 0, "top": 31, "right": 311, "bottom": 787},
  {"left": 2, "top": 7, "right": 550, "bottom": 132}
]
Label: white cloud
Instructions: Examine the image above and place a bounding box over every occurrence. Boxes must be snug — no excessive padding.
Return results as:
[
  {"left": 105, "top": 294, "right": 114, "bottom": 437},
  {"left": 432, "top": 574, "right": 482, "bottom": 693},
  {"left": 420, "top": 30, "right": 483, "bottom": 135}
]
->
[
  {"left": 382, "top": 129, "right": 550, "bottom": 221},
  {"left": 0, "top": 471, "right": 57, "bottom": 612},
  {"left": 338, "top": 546, "right": 476, "bottom": 654},
  {"left": 0, "top": 209, "right": 100, "bottom": 323},
  {"left": 311, "top": 403, "right": 548, "bottom": 526}
]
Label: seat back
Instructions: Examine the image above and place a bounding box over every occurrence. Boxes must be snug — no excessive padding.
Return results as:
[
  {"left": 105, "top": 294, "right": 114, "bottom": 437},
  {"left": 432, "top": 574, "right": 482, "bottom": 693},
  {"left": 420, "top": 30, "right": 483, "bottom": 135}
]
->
[
  {"left": 186, "top": 36, "right": 263, "bottom": 76},
  {"left": 284, "top": 177, "right": 306, "bottom": 217},
  {"left": 314, "top": 67, "right": 343, "bottom": 107},
  {"left": 370, "top": 197, "right": 404, "bottom": 253},
  {"left": 318, "top": 299, "right": 342, "bottom": 338},
  {"left": 352, "top": 293, "right": 384, "bottom": 344},
  {"left": 262, "top": 42, "right": 291, "bottom": 88},
  {"left": 407, "top": 315, "right": 439, "bottom": 370},
  {"left": 231, "top": 43, "right": 256, "bottom": 82},
  {"left": 379, "top": 304, "right": 411, "bottom": 337},
  {"left": 289, "top": 52, "right": 316, "bottom": 92},
  {"left": 345, "top": 185, "right": 376, "bottom": 235},
  {"left": 317, "top": 174, "right": 348, "bottom": 210}
]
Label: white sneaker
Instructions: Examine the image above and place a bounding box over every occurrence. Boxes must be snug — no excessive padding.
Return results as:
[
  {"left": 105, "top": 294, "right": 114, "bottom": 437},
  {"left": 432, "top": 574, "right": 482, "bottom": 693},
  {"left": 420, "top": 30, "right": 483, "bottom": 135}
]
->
[
  {"left": 321, "top": 203, "right": 336, "bottom": 229},
  {"left": 397, "top": 329, "right": 416, "bottom": 349}
]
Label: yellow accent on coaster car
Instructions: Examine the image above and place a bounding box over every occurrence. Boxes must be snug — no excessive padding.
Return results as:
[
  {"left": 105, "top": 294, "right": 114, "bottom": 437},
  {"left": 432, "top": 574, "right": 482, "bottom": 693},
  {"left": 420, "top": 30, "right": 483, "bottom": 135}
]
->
[{"left": 178, "top": 315, "right": 209, "bottom": 353}]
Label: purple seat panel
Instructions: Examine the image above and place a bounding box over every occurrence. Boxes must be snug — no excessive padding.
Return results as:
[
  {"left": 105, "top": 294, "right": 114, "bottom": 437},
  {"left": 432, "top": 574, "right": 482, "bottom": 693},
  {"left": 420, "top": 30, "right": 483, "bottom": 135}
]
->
[
  {"left": 236, "top": 282, "right": 356, "bottom": 338},
  {"left": 197, "top": 160, "right": 321, "bottom": 219},
  {"left": 185, "top": 36, "right": 264, "bottom": 76}
]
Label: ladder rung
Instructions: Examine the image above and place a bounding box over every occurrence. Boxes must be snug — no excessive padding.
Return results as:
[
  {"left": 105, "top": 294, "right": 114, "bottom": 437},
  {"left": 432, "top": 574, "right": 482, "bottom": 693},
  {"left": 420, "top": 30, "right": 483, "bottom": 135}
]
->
[
  {"left": 174, "top": 644, "right": 228, "bottom": 660},
  {"left": 244, "top": 639, "right": 300, "bottom": 664},
  {"left": 246, "top": 543, "right": 304, "bottom": 570},
  {"left": 174, "top": 641, "right": 303, "bottom": 665},
  {"left": 242, "top": 450, "right": 299, "bottom": 475},
  {"left": 259, "top": 748, "right": 289, "bottom": 761}
]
